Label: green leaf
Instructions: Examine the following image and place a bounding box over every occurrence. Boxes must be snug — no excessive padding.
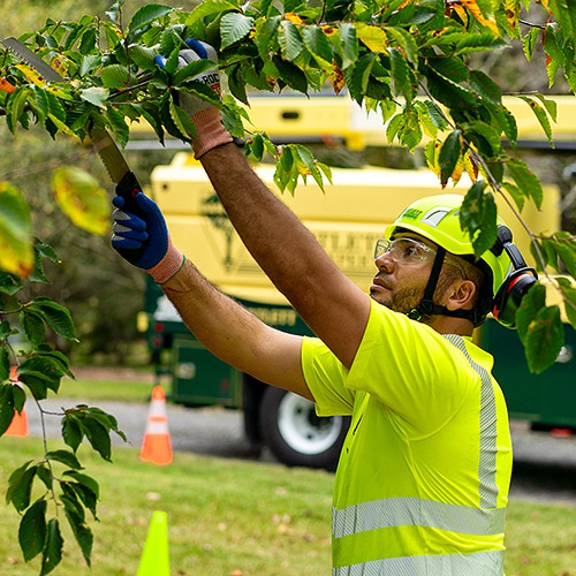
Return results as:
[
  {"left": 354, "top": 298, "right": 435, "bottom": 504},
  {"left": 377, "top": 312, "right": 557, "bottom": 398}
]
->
[
  {"left": 64, "top": 506, "right": 93, "bottom": 567},
  {"left": 506, "top": 158, "right": 543, "bottom": 209},
  {"left": 79, "top": 87, "right": 110, "bottom": 109},
  {"left": 302, "top": 25, "right": 333, "bottom": 71},
  {"left": 0, "top": 383, "right": 15, "bottom": 436},
  {"left": 46, "top": 449, "right": 82, "bottom": 470},
  {"left": 20, "top": 309, "right": 45, "bottom": 345},
  {"left": 28, "top": 297, "right": 77, "bottom": 341},
  {"left": 187, "top": 0, "right": 238, "bottom": 26},
  {"left": 339, "top": 23, "right": 358, "bottom": 69},
  {"left": 0, "top": 182, "right": 34, "bottom": 277},
  {"left": 127, "top": 3, "right": 174, "bottom": 34},
  {"left": 82, "top": 417, "right": 112, "bottom": 461},
  {"left": 427, "top": 58, "right": 469, "bottom": 84},
  {"left": 501, "top": 181, "right": 526, "bottom": 212},
  {"left": 460, "top": 183, "right": 498, "bottom": 256},
  {"left": 100, "top": 64, "right": 131, "bottom": 89},
  {"left": 0, "top": 347, "right": 9, "bottom": 381},
  {"left": 389, "top": 47, "right": 410, "bottom": 99},
  {"left": 41, "top": 518, "right": 63, "bottom": 576},
  {"left": 522, "top": 302, "right": 564, "bottom": 374},
  {"left": 220, "top": 12, "right": 254, "bottom": 50},
  {"left": 19, "top": 499, "right": 47, "bottom": 562},
  {"left": 62, "top": 413, "right": 83, "bottom": 452},
  {"left": 464, "top": 120, "right": 502, "bottom": 158},
  {"left": 254, "top": 15, "right": 281, "bottom": 60},
  {"left": 279, "top": 20, "right": 303, "bottom": 62},
  {"left": 6, "top": 461, "right": 36, "bottom": 512},
  {"left": 439, "top": 130, "right": 462, "bottom": 186},
  {"left": 518, "top": 96, "right": 554, "bottom": 149},
  {"left": 469, "top": 69, "right": 502, "bottom": 105}
]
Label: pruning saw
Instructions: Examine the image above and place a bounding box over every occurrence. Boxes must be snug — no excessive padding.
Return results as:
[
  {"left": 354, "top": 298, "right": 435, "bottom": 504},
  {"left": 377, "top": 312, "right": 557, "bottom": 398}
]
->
[{"left": 2, "top": 37, "right": 144, "bottom": 208}]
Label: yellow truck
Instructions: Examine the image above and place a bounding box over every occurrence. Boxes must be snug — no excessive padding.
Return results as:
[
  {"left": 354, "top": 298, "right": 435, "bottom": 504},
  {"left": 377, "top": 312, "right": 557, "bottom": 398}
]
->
[{"left": 139, "top": 94, "right": 576, "bottom": 470}]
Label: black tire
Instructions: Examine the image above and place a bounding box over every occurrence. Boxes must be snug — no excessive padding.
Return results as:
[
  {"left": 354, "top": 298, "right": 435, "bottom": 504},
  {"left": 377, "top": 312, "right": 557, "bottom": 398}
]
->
[{"left": 259, "top": 387, "right": 350, "bottom": 471}]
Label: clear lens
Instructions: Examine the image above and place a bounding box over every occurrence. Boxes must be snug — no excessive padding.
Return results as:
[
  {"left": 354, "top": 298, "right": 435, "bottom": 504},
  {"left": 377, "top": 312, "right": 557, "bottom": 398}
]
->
[{"left": 374, "top": 237, "right": 435, "bottom": 264}]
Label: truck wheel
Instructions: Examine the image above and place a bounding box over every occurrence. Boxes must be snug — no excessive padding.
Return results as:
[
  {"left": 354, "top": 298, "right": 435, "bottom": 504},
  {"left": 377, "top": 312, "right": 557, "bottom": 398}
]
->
[{"left": 260, "top": 387, "right": 350, "bottom": 471}]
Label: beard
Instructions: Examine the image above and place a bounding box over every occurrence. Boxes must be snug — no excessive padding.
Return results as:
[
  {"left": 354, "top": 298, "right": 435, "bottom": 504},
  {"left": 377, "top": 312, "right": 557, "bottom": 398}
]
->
[{"left": 370, "top": 284, "right": 426, "bottom": 314}]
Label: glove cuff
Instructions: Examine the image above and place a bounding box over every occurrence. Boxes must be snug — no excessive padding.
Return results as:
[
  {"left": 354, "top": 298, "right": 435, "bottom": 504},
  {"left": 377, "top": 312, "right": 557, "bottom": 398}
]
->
[
  {"left": 191, "top": 107, "right": 233, "bottom": 159},
  {"left": 147, "top": 240, "right": 185, "bottom": 284}
]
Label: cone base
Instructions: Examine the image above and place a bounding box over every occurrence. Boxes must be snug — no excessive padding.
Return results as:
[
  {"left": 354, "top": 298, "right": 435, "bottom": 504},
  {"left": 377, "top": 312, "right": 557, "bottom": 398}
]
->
[{"left": 140, "top": 434, "right": 173, "bottom": 465}]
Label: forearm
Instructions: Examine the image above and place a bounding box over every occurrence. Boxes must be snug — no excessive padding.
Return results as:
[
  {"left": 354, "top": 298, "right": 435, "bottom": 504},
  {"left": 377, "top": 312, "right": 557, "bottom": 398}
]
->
[{"left": 160, "top": 258, "right": 312, "bottom": 399}]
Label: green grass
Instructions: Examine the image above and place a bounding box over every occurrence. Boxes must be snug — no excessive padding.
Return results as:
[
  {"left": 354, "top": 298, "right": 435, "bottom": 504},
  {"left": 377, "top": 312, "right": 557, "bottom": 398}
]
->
[
  {"left": 0, "top": 437, "right": 576, "bottom": 575},
  {"left": 58, "top": 376, "right": 154, "bottom": 403}
]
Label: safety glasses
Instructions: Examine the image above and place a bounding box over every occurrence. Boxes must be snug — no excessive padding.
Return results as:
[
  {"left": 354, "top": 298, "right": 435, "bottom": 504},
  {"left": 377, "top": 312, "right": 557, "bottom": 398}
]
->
[{"left": 374, "top": 237, "right": 467, "bottom": 277}]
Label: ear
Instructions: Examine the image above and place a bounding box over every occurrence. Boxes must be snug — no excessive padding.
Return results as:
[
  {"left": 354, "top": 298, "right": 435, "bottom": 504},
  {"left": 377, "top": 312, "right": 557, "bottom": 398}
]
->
[{"left": 446, "top": 279, "right": 477, "bottom": 311}]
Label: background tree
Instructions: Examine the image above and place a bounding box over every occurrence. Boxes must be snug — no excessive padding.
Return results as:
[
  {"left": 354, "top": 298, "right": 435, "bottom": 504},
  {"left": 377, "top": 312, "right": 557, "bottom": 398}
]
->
[{"left": 1, "top": 0, "right": 576, "bottom": 573}]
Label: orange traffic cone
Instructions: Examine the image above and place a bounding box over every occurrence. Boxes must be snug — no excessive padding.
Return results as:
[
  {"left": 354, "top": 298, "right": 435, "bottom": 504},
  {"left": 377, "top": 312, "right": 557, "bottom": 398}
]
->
[
  {"left": 5, "top": 367, "right": 28, "bottom": 438},
  {"left": 140, "top": 386, "right": 173, "bottom": 465}
]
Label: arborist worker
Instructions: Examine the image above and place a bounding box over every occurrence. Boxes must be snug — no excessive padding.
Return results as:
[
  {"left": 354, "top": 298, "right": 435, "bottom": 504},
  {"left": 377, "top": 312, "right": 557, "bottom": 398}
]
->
[{"left": 111, "top": 39, "right": 533, "bottom": 575}]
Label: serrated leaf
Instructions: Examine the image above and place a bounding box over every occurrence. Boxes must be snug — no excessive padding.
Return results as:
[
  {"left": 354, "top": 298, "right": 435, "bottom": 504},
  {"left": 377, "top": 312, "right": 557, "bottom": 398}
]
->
[
  {"left": 62, "top": 414, "right": 83, "bottom": 452},
  {"left": 519, "top": 96, "right": 554, "bottom": 149},
  {"left": 523, "top": 305, "right": 564, "bottom": 374},
  {"left": 64, "top": 505, "right": 93, "bottom": 567},
  {"left": 28, "top": 297, "right": 77, "bottom": 341},
  {"left": 355, "top": 23, "right": 388, "bottom": 52},
  {"left": 501, "top": 181, "right": 526, "bottom": 212},
  {"left": 106, "top": 106, "right": 130, "bottom": 148},
  {"left": 100, "top": 64, "right": 131, "bottom": 89},
  {"left": 127, "top": 3, "right": 174, "bottom": 34},
  {"left": 279, "top": 20, "right": 303, "bottom": 61},
  {"left": 46, "top": 449, "right": 82, "bottom": 470},
  {"left": 428, "top": 58, "right": 470, "bottom": 84},
  {"left": 82, "top": 417, "right": 112, "bottom": 461},
  {"left": 302, "top": 26, "right": 334, "bottom": 71},
  {"left": 0, "top": 383, "right": 15, "bottom": 436},
  {"left": 339, "top": 23, "right": 358, "bottom": 69},
  {"left": 220, "top": 12, "right": 254, "bottom": 50},
  {"left": 7, "top": 461, "right": 36, "bottom": 512},
  {"left": 469, "top": 69, "right": 502, "bottom": 104},
  {"left": 460, "top": 182, "right": 498, "bottom": 255},
  {"left": 41, "top": 518, "right": 63, "bottom": 576},
  {"left": 0, "top": 182, "right": 33, "bottom": 277},
  {"left": 187, "top": 0, "right": 238, "bottom": 26},
  {"left": 51, "top": 166, "right": 109, "bottom": 236},
  {"left": 19, "top": 499, "right": 47, "bottom": 562},
  {"left": 439, "top": 130, "right": 462, "bottom": 186},
  {"left": 506, "top": 158, "right": 543, "bottom": 209},
  {"left": 79, "top": 87, "right": 110, "bottom": 109},
  {"left": 20, "top": 309, "right": 45, "bottom": 345}
]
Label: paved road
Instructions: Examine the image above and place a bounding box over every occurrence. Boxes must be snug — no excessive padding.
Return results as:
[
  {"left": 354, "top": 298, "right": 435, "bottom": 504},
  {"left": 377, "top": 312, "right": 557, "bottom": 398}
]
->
[{"left": 24, "top": 398, "right": 576, "bottom": 505}]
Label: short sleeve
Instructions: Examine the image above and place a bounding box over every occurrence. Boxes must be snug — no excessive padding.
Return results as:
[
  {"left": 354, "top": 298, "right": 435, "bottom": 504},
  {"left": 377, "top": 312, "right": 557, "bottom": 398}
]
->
[{"left": 301, "top": 336, "right": 355, "bottom": 417}]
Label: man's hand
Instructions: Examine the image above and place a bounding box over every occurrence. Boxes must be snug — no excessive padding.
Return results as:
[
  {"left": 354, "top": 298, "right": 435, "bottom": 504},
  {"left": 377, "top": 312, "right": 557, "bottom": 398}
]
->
[
  {"left": 154, "top": 38, "right": 232, "bottom": 158},
  {"left": 112, "top": 193, "right": 184, "bottom": 283},
  {"left": 154, "top": 39, "right": 221, "bottom": 116}
]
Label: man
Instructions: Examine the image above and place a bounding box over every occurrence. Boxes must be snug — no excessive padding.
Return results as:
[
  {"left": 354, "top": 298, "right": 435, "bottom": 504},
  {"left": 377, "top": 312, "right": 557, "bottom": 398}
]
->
[{"left": 112, "top": 41, "right": 517, "bottom": 575}]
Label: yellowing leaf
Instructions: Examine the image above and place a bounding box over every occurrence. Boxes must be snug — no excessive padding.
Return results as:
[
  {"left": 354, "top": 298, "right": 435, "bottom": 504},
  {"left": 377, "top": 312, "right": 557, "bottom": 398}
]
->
[
  {"left": 0, "top": 182, "right": 33, "bottom": 277},
  {"left": 51, "top": 167, "right": 110, "bottom": 236},
  {"left": 355, "top": 23, "right": 388, "bottom": 52},
  {"left": 460, "top": 0, "right": 499, "bottom": 35},
  {"left": 285, "top": 12, "right": 304, "bottom": 26},
  {"left": 14, "top": 64, "right": 48, "bottom": 87}
]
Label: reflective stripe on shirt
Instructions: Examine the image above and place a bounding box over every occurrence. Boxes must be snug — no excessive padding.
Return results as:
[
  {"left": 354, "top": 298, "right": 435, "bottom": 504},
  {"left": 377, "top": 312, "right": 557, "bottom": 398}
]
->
[
  {"left": 332, "top": 497, "right": 507, "bottom": 538},
  {"left": 333, "top": 549, "right": 505, "bottom": 576},
  {"left": 443, "top": 334, "right": 499, "bottom": 509}
]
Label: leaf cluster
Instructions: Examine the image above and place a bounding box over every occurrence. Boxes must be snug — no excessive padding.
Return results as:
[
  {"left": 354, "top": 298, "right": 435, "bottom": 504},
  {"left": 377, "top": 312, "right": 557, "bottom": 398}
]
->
[{"left": 0, "top": 239, "right": 125, "bottom": 573}]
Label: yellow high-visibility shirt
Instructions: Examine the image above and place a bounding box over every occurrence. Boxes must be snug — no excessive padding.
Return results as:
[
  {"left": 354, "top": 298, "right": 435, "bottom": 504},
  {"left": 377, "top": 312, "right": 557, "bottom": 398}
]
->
[{"left": 302, "top": 298, "right": 512, "bottom": 575}]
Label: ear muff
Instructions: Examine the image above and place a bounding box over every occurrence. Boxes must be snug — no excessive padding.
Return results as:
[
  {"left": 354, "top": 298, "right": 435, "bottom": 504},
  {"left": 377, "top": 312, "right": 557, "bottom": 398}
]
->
[
  {"left": 490, "top": 225, "right": 538, "bottom": 328},
  {"left": 492, "top": 268, "right": 538, "bottom": 328}
]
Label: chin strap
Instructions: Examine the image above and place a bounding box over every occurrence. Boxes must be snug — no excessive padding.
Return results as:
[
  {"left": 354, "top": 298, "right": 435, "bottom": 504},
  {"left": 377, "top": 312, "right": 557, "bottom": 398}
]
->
[{"left": 407, "top": 247, "right": 478, "bottom": 324}]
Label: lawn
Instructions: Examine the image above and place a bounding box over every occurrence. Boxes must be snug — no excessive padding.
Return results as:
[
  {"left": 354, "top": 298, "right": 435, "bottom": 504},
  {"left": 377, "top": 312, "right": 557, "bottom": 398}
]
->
[{"left": 2, "top": 370, "right": 576, "bottom": 575}]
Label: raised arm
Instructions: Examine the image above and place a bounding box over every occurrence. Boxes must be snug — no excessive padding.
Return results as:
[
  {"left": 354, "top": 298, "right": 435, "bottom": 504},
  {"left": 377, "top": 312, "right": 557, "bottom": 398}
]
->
[{"left": 199, "top": 143, "right": 371, "bottom": 369}]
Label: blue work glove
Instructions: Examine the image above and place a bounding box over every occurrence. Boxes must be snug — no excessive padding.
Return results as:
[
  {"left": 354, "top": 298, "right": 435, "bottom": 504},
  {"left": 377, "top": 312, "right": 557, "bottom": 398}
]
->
[
  {"left": 112, "top": 193, "right": 184, "bottom": 283},
  {"left": 153, "top": 38, "right": 221, "bottom": 116}
]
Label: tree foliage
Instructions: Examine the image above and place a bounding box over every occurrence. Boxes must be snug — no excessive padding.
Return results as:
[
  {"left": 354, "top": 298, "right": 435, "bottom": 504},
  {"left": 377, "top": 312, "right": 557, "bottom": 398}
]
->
[{"left": 0, "top": 0, "right": 576, "bottom": 571}]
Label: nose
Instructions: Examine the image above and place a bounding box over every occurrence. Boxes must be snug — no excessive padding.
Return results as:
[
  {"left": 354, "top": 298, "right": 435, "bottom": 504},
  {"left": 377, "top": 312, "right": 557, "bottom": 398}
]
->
[{"left": 374, "top": 251, "right": 394, "bottom": 272}]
